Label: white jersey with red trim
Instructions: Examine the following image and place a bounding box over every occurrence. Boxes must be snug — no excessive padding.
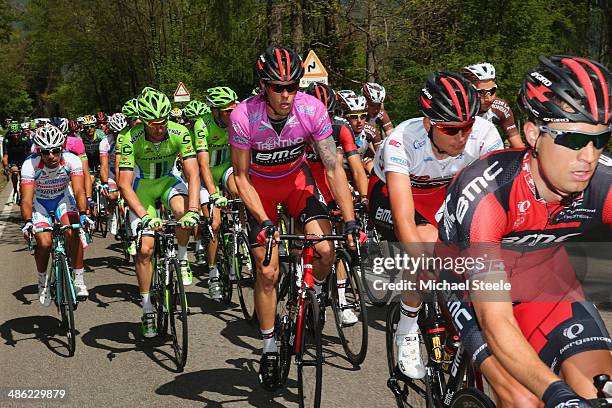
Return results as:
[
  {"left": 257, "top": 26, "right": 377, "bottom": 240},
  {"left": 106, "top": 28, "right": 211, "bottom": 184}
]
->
[
  {"left": 20, "top": 152, "right": 83, "bottom": 200},
  {"left": 373, "top": 116, "right": 503, "bottom": 189},
  {"left": 99, "top": 134, "right": 117, "bottom": 177}
]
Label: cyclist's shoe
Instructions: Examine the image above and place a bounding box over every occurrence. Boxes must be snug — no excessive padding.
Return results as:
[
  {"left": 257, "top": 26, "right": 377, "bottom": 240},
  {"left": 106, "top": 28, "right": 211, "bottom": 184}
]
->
[
  {"left": 396, "top": 333, "right": 426, "bottom": 379},
  {"left": 341, "top": 308, "right": 359, "bottom": 326},
  {"left": 195, "top": 250, "right": 206, "bottom": 266},
  {"left": 38, "top": 275, "right": 51, "bottom": 307},
  {"left": 209, "top": 277, "right": 222, "bottom": 301},
  {"left": 179, "top": 260, "right": 193, "bottom": 286},
  {"left": 141, "top": 312, "right": 157, "bottom": 338},
  {"left": 259, "top": 352, "right": 280, "bottom": 392},
  {"left": 128, "top": 241, "right": 137, "bottom": 256},
  {"left": 74, "top": 279, "right": 89, "bottom": 299},
  {"left": 109, "top": 213, "right": 118, "bottom": 236}
]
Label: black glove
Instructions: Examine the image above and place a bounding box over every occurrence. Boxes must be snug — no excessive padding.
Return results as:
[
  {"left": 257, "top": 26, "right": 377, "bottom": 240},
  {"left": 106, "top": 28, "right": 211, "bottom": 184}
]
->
[{"left": 542, "top": 381, "right": 593, "bottom": 408}]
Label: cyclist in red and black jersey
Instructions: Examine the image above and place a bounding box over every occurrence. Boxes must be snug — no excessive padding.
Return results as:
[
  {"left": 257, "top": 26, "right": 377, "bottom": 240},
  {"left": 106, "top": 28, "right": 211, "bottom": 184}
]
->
[{"left": 440, "top": 55, "right": 612, "bottom": 408}]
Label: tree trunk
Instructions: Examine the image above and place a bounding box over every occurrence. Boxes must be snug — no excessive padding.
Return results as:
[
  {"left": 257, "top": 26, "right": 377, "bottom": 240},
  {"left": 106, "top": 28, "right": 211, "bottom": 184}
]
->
[
  {"left": 291, "top": 0, "right": 304, "bottom": 54},
  {"left": 365, "top": 0, "right": 378, "bottom": 82},
  {"left": 324, "top": 0, "right": 339, "bottom": 77},
  {"left": 267, "top": 0, "right": 284, "bottom": 46}
]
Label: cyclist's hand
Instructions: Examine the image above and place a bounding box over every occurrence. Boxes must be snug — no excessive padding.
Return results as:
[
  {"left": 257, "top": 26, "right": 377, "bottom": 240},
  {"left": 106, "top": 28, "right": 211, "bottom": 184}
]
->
[
  {"left": 179, "top": 210, "right": 200, "bottom": 228},
  {"left": 543, "top": 381, "right": 593, "bottom": 408},
  {"left": 80, "top": 214, "right": 95, "bottom": 230},
  {"left": 210, "top": 192, "right": 228, "bottom": 207},
  {"left": 87, "top": 197, "right": 95, "bottom": 213},
  {"left": 101, "top": 183, "right": 110, "bottom": 197},
  {"left": 257, "top": 220, "right": 279, "bottom": 247},
  {"left": 344, "top": 220, "right": 367, "bottom": 249},
  {"left": 21, "top": 220, "right": 33, "bottom": 240},
  {"left": 140, "top": 214, "right": 163, "bottom": 230}
]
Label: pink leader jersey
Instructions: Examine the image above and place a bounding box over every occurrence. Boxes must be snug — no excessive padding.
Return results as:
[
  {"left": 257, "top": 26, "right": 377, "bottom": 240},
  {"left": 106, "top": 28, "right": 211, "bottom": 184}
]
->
[{"left": 229, "top": 92, "right": 333, "bottom": 179}]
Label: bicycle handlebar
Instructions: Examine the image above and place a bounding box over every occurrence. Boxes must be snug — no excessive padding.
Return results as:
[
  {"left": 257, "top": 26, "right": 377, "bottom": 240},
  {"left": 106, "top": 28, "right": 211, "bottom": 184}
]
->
[{"left": 262, "top": 233, "right": 347, "bottom": 267}]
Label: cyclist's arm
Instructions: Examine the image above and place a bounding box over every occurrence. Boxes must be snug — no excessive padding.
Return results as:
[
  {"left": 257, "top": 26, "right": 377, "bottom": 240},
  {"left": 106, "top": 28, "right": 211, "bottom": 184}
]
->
[
  {"left": 496, "top": 100, "right": 525, "bottom": 149},
  {"left": 315, "top": 135, "right": 355, "bottom": 222},
  {"left": 380, "top": 109, "right": 394, "bottom": 136},
  {"left": 70, "top": 173, "right": 87, "bottom": 213},
  {"left": 181, "top": 157, "right": 201, "bottom": 211},
  {"left": 347, "top": 154, "right": 369, "bottom": 198},
  {"left": 99, "top": 154, "right": 109, "bottom": 184},
  {"left": 506, "top": 128, "right": 525, "bottom": 149},
  {"left": 20, "top": 183, "right": 34, "bottom": 221},
  {"left": 2, "top": 153, "right": 7, "bottom": 169},
  {"left": 231, "top": 146, "right": 268, "bottom": 224},
  {"left": 81, "top": 156, "right": 92, "bottom": 198},
  {"left": 118, "top": 170, "right": 147, "bottom": 218},
  {"left": 196, "top": 152, "right": 217, "bottom": 195}
]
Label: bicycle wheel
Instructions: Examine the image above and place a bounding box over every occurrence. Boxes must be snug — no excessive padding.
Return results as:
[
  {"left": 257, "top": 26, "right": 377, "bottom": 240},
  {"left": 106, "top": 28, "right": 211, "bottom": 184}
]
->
[
  {"left": 236, "top": 232, "right": 256, "bottom": 321},
  {"left": 450, "top": 388, "right": 496, "bottom": 408},
  {"left": 360, "top": 236, "right": 394, "bottom": 307},
  {"left": 168, "top": 258, "right": 188, "bottom": 370},
  {"left": 152, "top": 253, "right": 168, "bottom": 337},
  {"left": 218, "top": 234, "right": 233, "bottom": 305},
  {"left": 297, "top": 288, "right": 323, "bottom": 408},
  {"left": 276, "top": 287, "right": 293, "bottom": 386},
  {"left": 57, "top": 254, "right": 76, "bottom": 356},
  {"left": 330, "top": 251, "right": 368, "bottom": 365}
]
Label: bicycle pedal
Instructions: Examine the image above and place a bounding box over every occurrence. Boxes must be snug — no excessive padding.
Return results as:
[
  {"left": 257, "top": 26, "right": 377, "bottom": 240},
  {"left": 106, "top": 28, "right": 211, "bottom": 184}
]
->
[{"left": 76, "top": 295, "right": 88, "bottom": 302}]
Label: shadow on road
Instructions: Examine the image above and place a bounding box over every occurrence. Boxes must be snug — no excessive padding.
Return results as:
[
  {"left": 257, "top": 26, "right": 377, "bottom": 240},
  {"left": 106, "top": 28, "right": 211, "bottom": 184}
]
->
[
  {"left": 12, "top": 284, "right": 37, "bottom": 305},
  {"left": 0, "top": 315, "right": 74, "bottom": 357},
  {"left": 156, "top": 357, "right": 299, "bottom": 407},
  {"left": 85, "top": 254, "right": 134, "bottom": 276},
  {"left": 88, "top": 283, "right": 141, "bottom": 309}
]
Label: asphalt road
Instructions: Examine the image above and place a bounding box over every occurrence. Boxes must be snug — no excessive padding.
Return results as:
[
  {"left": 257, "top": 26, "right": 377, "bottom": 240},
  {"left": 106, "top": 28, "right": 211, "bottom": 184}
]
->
[{"left": 0, "top": 183, "right": 610, "bottom": 408}]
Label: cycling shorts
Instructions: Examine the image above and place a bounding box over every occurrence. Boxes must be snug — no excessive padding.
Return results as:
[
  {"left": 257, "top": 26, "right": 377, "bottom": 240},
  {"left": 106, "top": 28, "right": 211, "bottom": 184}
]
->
[
  {"left": 247, "top": 163, "right": 329, "bottom": 246},
  {"left": 308, "top": 161, "right": 334, "bottom": 206},
  {"left": 32, "top": 190, "right": 78, "bottom": 228},
  {"left": 128, "top": 175, "right": 188, "bottom": 235}
]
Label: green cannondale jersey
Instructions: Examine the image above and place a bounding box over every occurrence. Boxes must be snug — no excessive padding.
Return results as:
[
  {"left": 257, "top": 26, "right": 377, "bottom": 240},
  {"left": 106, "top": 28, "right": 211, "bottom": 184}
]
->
[
  {"left": 119, "top": 121, "right": 196, "bottom": 179},
  {"left": 193, "top": 113, "right": 230, "bottom": 168}
]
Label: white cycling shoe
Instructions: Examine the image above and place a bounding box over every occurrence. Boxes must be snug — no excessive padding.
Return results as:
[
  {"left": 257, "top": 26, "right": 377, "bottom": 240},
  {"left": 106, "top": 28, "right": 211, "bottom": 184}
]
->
[
  {"left": 109, "top": 214, "right": 118, "bottom": 236},
  {"left": 74, "top": 280, "right": 89, "bottom": 298},
  {"left": 38, "top": 274, "right": 51, "bottom": 307},
  {"left": 395, "top": 333, "right": 426, "bottom": 379},
  {"left": 341, "top": 308, "right": 359, "bottom": 325}
]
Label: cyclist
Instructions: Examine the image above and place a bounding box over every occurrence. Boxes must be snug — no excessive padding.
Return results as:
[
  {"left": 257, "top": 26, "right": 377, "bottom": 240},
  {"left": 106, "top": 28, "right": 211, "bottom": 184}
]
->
[
  {"left": 20, "top": 121, "right": 33, "bottom": 140},
  {"left": 118, "top": 87, "right": 201, "bottom": 338},
  {"left": 81, "top": 114, "right": 105, "bottom": 215},
  {"left": 193, "top": 86, "right": 239, "bottom": 299},
  {"left": 368, "top": 71, "right": 502, "bottom": 379},
  {"left": 229, "top": 45, "right": 361, "bottom": 390},
  {"left": 20, "top": 125, "right": 91, "bottom": 305},
  {"left": 439, "top": 55, "right": 612, "bottom": 408},
  {"left": 170, "top": 107, "right": 184, "bottom": 124},
  {"left": 463, "top": 62, "right": 525, "bottom": 149},
  {"left": 2, "top": 121, "right": 31, "bottom": 203},
  {"left": 340, "top": 94, "right": 381, "bottom": 174},
  {"left": 100, "top": 113, "right": 126, "bottom": 236},
  {"left": 362, "top": 82, "right": 394, "bottom": 137},
  {"left": 96, "top": 111, "right": 108, "bottom": 134}
]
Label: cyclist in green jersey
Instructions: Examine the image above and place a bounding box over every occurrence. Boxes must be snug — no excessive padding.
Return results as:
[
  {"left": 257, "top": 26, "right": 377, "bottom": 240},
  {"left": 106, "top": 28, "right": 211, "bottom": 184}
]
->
[
  {"left": 193, "top": 86, "right": 240, "bottom": 300},
  {"left": 118, "top": 87, "right": 201, "bottom": 338}
]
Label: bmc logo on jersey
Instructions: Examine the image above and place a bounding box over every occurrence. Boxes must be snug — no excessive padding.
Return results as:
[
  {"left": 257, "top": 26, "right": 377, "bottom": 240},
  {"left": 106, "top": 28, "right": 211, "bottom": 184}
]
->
[
  {"left": 254, "top": 145, "right": 303, "bottom": 163},
  {"left": 501, "top": 232, "right": 581, "bottom": 246},
  {"left": 455, "top": 161, "right": 503, "bottom": 223}
]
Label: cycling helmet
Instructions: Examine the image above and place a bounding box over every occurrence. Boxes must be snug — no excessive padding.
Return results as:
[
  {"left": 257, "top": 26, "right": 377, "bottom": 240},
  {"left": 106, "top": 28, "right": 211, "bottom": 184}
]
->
[
  {"left": 20, "top": 122, "right": 30, "bottom": 130},
  {"left": 122, "top": 98, "right": 139, "bottom": 118},
  {"left": 33, "top": 124, "right": 65, "bottom": 149},
  {"left": 362, "top": 82, "right": 386, "bottom": 104},
  {"left": 49, "top": 117, "right": 69, "bottom": 133},
  {"left": 337, "top": 89, "right": 357, "bottom": 108},
  {"left": 108, "top": 113, "right": 128, "bottom": 132},
  {"left": 96, "top": 111, "right": 107, "bottom": 123},
  {"left": 137, "top": 87, "right": 172, "bottom": 120},
  {"left": 305, "top": 82, "right": 337, "bottom": 115},
  {"left": 183, "top": 100, "right": 209, "bottom": 118},
  {"left": 256, "top": 45, "right": 304, "bottom": 82},
  {"left": 518, "top": 55, "right": 611, "bottom": 125},
  {"left": 170, "top": 107, "right": 183, "bottom": 118},
  {"left": 206, "top": 86, "right": 239, "bottom": 108},
  {"left": 419, "top": 72, "right": 480, "bottom": 123},
  {"left": 76, "top": 116, "right": 85, "bottom": 125},
  {"left": 342, "top": 95, "right": 368, "bottom": 113},
  {"left": 463, "top": 62, "right": 496, "bottom": 82},
  {"left": 9, "top": 122, "right": 19, "bottom": 132},
  {"left": 83, "top": 114, "right": 97, "bottom": 126}
]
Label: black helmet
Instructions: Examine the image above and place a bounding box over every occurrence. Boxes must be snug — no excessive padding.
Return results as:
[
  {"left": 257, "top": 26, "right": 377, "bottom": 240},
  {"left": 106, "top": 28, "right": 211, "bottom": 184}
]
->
[
  {"left": 305, "top": 82, "right": 337, "bottom": 115},
  {"left": 518, "top": 55, "right": 611, "bottom": 125},
  {"left": 419, "top": 72, "right": 480, "bottom": 122},
  {"left": 256, "top": 45, "right": 304, "bottom": 82}
]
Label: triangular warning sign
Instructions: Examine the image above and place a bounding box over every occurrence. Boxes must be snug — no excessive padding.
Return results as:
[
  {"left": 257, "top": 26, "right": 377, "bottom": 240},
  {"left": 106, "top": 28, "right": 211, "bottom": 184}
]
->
[
  {"left": 174, "top": 82, "right": 190, "bottom": 97},
  {"left": 302, "top": 50, "right": 328, "bottom": 78}
]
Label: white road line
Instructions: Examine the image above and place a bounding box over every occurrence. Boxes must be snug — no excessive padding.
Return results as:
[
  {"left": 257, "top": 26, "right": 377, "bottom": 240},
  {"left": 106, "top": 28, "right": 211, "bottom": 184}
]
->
[{"left": 0, "top": 188, "right": 15, "bottom": 238}]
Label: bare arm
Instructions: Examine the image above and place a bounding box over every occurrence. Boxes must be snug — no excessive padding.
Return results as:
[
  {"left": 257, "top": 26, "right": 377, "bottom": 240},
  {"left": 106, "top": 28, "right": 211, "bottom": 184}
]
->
[
  {"left": 231, "top": 146, "right": 269, "bottom": 224},
  {"left": 506, "top": 128, "right": 525, "bottom": 149},
  {"left": 20, "top": 183, "right": 34, "bottom": 220},
  {"left": 316, "top": 135, "right": 355, "bottom": 222},
  {"left": 2, "top": 154, "right": 7, "bottom": 169},
  {"left": 197, "top": 151, "right": 218, "bottom": 195},
  {"left": 181, "top": 157, "right": 201, "bottom": 211},
  {"left": 81, "top": 157, "right": 92, "bottom": 198},
  {"left": 100, "top": 155, "right": 109, "bottom": 184},
  {"left": 70, "top": 174, "right": 87, "bottom": 213},
  {"left": 346, "top": 154, "right": 369, "bottom": 198},
  {"left": 118, "top": 170, "right": 148, "bottom": 218}
]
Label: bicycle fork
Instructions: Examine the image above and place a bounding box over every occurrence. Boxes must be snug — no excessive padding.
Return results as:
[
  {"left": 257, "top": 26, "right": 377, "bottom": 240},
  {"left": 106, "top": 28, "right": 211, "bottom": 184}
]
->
[{"left": 294, "top": 246, "right": 314, "bottom": 353}]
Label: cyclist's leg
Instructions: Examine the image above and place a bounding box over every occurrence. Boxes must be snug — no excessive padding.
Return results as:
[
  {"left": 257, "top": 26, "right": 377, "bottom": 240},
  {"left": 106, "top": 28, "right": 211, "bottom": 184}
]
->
[
  {"left": 56, "top": 192, "right": 86, "bottom": 295},
  {"left": 193, "top": 183, "right": 209, "bottom": 265},
  {"left": 9, "top": 165, "right": 19, "bottom": 194},
  {"left": 32, "top": 198, "right": 54, "bottom": 305},
  {"left": 165, "top": 176, "right": 193, "bottom": 285}
]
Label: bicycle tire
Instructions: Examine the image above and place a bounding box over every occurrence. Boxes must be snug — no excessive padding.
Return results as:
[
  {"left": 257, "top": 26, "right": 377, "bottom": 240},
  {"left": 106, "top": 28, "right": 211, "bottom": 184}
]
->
[
  {"left": 219, "top": 233, "right": 233, "bottom": 305},
  {"left": 152, "top": 253, "right": 168, "bottom": 337},
  {"left": 297, "top": 288, "right": 323, "bottom": 408},
  {"left": 57, "top": 254, "right": 76, "bottom": 356},
  {"left": 276, "top": 297, "right": 293, "bottom": 386},
  {"left": 168, "top": 258, "right": 188, "bottom": 370},
  {"left": 236, "top": 231, "right": 256, "bottom": 321},
  {"left": 449, "top": 388, "right": 496, "bottom": 408},
  {"left": 360, "top": 237, "right": 394, "bottom": 307},
  {"left": 330, "top": 251, "right": 368, "bottom": 365}
]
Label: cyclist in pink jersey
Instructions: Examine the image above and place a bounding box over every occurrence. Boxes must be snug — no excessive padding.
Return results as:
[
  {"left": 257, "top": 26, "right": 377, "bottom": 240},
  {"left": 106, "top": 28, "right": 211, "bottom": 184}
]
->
[{"left": 230, "top": 45, "right": 364, "bottom": 391}]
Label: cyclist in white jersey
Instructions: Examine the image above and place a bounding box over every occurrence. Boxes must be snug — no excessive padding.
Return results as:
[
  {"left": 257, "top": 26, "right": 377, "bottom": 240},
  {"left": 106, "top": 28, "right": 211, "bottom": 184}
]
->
[{"left": 100, "top": 113, "right": 127, "bottom": 235}]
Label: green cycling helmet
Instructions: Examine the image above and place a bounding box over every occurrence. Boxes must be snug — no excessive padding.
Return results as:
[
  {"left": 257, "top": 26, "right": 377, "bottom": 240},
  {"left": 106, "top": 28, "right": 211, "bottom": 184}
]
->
[
  {"left": 137, "top": 87, "right": 171, "bottom": 120},
  {"left": 122, "top": 98, "right": 139, "bottom": 118},
  {"left": 206, "top": 86, "right": 239, "bottom": 108},
  {"left": 9, "top": 122, "right": 19, "bottom": 132},
  {"left": 183, "top": 100, "right": 210, "bottom": 118}
]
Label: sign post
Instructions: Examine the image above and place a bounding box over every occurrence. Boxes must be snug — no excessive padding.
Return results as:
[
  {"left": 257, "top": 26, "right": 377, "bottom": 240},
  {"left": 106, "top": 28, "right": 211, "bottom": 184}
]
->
[
  {"left": 174, "top": 82, "right": 190, "bottom": 102},
  {"left": 299, "top": 50, "right": 329, "bottom": 88}
]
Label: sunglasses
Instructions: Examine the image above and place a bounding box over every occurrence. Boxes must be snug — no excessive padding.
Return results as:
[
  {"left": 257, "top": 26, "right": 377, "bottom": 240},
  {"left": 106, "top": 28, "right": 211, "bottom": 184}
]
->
[
  {"left": 346, "top": 113, "right": 368, "bottom": 121},
  {"left": 539, "top": 125, "right": 612, "bottom": 151},
  {"left": 474, "top": 86, "right": 497, "bottom": 97},
  {"left": 40, "top": 147, "right": 62, "bottom": 156},
  {"left": 433, "top": 120, "right": 475, "bottom": 136},
  {"left": 144, "top": 118, "right": 168, "bottom": 128},
  {"left": 267, "top": 82, "right": 299, "bottom": 94}
]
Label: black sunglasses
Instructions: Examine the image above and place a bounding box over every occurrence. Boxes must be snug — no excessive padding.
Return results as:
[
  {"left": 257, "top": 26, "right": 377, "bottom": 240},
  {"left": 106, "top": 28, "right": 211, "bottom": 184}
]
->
[
  {"left": 267, "top": 82, "right": 299, "bottom": 94},
  {"left": 539, "top": 125, "right": 612, "bottom": 150},
  {"left": 40, "top": 147, "right": 62, "bottom": 156},
  {"left": 346, "top": 113, "right": 368, "bottom": 121},
  {"left": 474, "top": 86, "right": 497, "bottom": 97}
]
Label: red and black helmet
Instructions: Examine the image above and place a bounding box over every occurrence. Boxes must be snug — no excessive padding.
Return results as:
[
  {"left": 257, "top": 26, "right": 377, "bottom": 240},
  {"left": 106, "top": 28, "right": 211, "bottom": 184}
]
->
[
  {"left": 305, "top": 82, "right": 337, "bottom": 115},
  {"left": 418, "top": 72, "right": 479, "bottom": 123},
  {"left": 257, "top": 45, "right": 304, "bottom": 82},
  {"left": 519, "top": 55, "right": 611, "bottom": 125},
  {"left": 97, "top": 111, "right": 107, "bottom": 123}
]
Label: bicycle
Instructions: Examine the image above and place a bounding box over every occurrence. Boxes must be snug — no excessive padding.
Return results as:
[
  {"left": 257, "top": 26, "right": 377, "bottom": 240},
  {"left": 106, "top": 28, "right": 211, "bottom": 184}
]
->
[
  {"left": 113, "top": 198, "right": 133, "bottom": 262},
  {"left": 269, "top": 232, "right": 345, "bottom": 408},
  {"left": 92, "top": 178, "right": 109, "bottom": 237},
  {"left": 28, "top": 213, "right": 81, "bottom": 357},
  {"left": 136, "top": 220, "right": 189, "bottom": 371}
]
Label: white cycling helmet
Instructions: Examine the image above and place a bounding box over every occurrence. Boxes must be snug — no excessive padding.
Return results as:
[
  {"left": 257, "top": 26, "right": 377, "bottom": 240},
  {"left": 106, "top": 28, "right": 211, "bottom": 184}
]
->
[
  {"left": 362, "top": 82, "right": 386, "bottom": 104},
  {"left": 20, "top": 122, "right": 30, "bottom": 130},
  {"left": 76, "top": 116, "right": 86, "bottom": 125},
  {"left": 463, "top": 62, "right": 496, "bottom": 82},
  {"left": 108, "top": 112, "right": 128, "bottom": 132},
  {"left": 33, "top": 124, "right": 66, "bottom": 149},
  {"left": 342, "top": 95, "right": 368, "bottom": 113},
  {"left": 337, "top": 90, "right": 357, "bottom": 110},
  {"left": 83, "top": 114, "right": 97, "bottom": 126}
]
